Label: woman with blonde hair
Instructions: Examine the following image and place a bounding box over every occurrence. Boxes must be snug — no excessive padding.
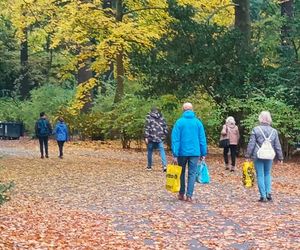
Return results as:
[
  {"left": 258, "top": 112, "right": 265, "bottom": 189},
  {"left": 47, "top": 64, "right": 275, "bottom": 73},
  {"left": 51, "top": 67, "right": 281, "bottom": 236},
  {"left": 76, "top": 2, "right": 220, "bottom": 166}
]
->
[
  {"left": 246, "top": 111, "right": 283, "bottom": 202},
  {"left": 220, "top": 116, "right": 240, "bottom": 171}
]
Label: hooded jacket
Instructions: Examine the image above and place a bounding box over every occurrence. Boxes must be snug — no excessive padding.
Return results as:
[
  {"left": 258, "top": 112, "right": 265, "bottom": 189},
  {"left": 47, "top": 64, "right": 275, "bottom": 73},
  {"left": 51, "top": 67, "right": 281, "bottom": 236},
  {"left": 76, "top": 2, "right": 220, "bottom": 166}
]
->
[
  {"left": 144, "top": 111, "right": 168, "bottom": 143},
  {"left": 171, "top": 110, "right": 207, "bottom": 157},
  {"left": 54, "top": 122, "right": 69, "bottom": 142}
]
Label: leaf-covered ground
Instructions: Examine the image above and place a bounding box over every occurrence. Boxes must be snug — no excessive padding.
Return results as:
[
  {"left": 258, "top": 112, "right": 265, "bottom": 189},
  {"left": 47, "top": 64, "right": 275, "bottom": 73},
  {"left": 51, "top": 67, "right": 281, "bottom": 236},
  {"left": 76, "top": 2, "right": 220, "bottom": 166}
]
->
[{"left": 0, "top": 138, "right": 300, "bottom": 249}]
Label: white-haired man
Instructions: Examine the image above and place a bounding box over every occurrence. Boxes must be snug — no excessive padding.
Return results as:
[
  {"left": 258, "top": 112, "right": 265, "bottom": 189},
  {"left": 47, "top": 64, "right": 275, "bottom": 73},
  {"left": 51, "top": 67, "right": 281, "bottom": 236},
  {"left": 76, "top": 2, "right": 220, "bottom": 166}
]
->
[{"left": 171, "top": 102, "right": 207, "bottom": 202}]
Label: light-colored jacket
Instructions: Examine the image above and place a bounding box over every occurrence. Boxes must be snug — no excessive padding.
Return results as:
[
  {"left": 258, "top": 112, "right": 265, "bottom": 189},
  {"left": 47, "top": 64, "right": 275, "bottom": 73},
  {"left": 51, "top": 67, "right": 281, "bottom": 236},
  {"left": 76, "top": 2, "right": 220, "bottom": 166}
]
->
[
  {"left": 246, "top": 124, "right": 283, "bottom": 160},
  {"left": 221, "top": 124, "right": 240, "bottom": 145}
]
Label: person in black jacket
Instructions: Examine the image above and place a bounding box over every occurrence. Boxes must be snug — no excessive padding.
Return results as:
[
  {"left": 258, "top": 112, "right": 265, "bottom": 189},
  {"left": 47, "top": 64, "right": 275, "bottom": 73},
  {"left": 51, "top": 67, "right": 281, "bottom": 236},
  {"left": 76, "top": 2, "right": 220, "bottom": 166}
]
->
[
  {"left": 35, "top": 112, "right": 52, "bottom": 159},
  {"left": 144, "top": 107, "right": 168, "bottom": 172}
]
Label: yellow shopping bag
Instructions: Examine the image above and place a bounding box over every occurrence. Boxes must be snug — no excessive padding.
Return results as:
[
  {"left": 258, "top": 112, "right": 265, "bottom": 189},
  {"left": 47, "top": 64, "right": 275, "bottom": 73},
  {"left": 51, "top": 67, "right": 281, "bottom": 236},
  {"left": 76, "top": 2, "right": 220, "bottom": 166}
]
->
[
  {"left": 166, "top": 164, "right": 182, "bottom": 193},
  {"left": 242, "top": 161, "right": 255, "bottom": 188}
]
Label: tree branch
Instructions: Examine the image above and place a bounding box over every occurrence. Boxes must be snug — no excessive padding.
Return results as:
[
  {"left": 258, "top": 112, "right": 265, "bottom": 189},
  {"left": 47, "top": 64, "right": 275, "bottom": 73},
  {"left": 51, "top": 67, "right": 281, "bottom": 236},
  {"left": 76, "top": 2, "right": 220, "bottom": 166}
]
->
[
  {"left": 123, "top": 7, "right": 167, "bottom": 16},
  {"left": 206, "top": 4, "right": 238, "bottom": 24}
]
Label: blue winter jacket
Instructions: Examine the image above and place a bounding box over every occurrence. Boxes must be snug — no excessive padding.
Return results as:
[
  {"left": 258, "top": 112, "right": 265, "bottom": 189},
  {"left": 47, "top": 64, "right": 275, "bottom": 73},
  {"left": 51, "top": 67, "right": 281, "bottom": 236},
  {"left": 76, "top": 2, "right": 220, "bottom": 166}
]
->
[
  {"left": 171, "top": 110, "right": 207, "bottom": 157},
  {"left": 54, "top": 122, "right": 69, "bottom": 142}
]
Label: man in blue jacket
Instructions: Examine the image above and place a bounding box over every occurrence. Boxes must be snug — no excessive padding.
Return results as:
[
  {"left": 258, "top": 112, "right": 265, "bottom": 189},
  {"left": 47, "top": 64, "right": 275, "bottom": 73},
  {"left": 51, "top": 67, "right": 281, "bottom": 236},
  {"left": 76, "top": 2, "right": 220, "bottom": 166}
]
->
[{"left": 171, "top": 102, "right": 207, "bottom": 202}]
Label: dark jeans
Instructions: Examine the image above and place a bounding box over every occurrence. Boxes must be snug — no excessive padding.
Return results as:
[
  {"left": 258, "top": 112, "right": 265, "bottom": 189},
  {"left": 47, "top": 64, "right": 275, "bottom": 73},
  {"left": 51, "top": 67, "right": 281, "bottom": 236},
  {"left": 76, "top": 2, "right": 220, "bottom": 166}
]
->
[
  {"left": 38, "top": 136, "right": 49, "bottom": 157},
  {"left": 223, "top": 145, "right": 237, "bottom": 167},
  {"left": 57, "top": 141, "right": 65, "bottom": 157}
]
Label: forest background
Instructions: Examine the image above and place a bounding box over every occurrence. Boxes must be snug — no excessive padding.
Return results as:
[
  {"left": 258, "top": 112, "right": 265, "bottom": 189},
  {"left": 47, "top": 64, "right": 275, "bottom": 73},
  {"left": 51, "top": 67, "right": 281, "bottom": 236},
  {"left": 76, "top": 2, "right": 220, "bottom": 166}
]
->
[{"left": 0, "top": 0, "right": 299, "bottom": 157}]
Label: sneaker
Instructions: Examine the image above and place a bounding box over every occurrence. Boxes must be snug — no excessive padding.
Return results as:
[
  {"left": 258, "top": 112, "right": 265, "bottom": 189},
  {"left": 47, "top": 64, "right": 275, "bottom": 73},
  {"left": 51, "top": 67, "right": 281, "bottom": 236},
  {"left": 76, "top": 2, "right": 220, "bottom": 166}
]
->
[
  {"left": 267, "top": 194, "right": 272, "bottom": 201},
  {"left": 258, "top": 197, "right": 267, "bottom": 202},
  {"left": 163, "top": 166, "right": 167, "bottom": 172},
  {"left": 146, "top": 166, "right": 152, "bottom": 171},
  {"left": 178, "top": 193, "right": 185, "bottom": 201}
]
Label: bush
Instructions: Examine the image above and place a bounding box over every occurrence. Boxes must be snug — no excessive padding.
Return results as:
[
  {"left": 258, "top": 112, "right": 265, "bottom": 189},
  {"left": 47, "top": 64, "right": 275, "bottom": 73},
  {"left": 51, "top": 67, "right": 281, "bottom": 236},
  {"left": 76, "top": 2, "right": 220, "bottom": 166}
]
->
[
  {"left": 0, "top": 98, "right": 22, "bottom": 122},
  {"left": 229, "top": 96, "right": 300, "bottom": 158},
  {"left": 0, "top": 181, "right": 14, "bottom": 205},
  {"left": 21, "top": 85, "right": 75, "bottom": 135}
]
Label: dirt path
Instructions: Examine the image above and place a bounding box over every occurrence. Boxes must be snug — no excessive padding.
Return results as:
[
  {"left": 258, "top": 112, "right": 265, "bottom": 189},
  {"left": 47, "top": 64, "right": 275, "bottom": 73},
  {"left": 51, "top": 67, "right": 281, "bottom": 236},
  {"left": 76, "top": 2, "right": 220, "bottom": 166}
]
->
[{"left": 0, "top": 139, "right": 300, "bottom": 249}]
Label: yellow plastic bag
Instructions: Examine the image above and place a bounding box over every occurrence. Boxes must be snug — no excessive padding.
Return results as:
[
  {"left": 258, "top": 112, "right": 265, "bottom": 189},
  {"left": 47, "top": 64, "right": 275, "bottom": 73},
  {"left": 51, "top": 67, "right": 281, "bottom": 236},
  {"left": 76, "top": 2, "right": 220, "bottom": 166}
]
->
[
  {"left": 242, "top": 161, "right": 255, "bottom": 188},
  {"left": 166, "top": 164, "right": 182, "bottom": 193}
]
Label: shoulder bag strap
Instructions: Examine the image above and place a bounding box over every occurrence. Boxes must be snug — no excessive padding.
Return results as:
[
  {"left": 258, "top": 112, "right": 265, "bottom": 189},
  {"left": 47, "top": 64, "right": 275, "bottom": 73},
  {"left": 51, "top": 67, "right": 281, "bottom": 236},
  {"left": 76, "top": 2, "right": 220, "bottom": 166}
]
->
[
  {"left": 267, "top": 129, "right": 275, "bottom": 140},
  {"left": 257, "top": 126, "right": 267, "bottom": 140}
]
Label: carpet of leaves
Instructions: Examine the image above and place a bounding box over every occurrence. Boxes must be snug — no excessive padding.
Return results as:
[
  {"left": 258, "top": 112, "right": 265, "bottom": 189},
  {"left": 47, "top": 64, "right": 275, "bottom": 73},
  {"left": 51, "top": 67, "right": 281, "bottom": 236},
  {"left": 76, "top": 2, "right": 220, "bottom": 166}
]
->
[{"left": 0, "top": 138, "right": 299, "bottom": 250}]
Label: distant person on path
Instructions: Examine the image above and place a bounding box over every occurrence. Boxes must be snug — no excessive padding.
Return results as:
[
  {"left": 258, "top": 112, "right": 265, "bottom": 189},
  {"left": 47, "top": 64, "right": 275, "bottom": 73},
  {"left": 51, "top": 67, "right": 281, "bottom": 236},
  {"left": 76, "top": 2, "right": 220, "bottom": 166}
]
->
[
  {"left": 220, "top": 116, "right": 240, "bottom": 171},
  {"left": 54, "top": 117, "right": 69, "bottom": 159},
  {"left": 245, "top": 111, "right": 283, "bottom": 202},
  {"left": 171, "top": 102, "right": 207, "bottom": 202},
  {"left": 144, "top": 107, "right": 168, "bottom": 172},
  {"left": 35, "top": 112, "right": 52, "bottom": 159}
]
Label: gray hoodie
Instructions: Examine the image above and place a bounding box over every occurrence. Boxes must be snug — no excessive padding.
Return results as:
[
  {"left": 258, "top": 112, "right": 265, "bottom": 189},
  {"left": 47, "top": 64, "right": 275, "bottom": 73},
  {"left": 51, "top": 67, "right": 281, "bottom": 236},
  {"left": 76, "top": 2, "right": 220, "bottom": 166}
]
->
[{"left": 246, "top": 124, "right": 283, "bottom": 160}]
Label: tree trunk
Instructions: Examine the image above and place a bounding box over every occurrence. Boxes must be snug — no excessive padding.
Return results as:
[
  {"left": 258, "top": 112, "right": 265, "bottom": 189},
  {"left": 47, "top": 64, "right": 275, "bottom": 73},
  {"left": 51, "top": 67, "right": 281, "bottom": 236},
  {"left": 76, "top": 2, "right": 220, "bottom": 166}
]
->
[
  {"left": 113, "top": 0, "right": 124, "bottom": 103},
  {"left": 281, "top": 0, "right": 293, "bottom": 46},
  {"left": 77, "top": 60, "right": 94, "bottom": 112},
  {"left": 114, "top": 50, "right": 124, "bottom": 103},
  {"left": 19, "top": 27, "right": 30, "bottom": 99},
  {"left": 233, "top": 0, "right": 251, "bottom": 47}
]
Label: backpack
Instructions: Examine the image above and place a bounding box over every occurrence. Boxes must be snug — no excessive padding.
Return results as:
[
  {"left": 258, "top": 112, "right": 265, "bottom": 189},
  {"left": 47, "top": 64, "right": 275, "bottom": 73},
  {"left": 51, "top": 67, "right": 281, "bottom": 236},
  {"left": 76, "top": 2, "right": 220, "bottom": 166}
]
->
[
  {"left": 256, "top": 127, "right": 276, "bottom": 160},
  {"left": 37, "top": 119, "right": 49, "bottom": 136}
]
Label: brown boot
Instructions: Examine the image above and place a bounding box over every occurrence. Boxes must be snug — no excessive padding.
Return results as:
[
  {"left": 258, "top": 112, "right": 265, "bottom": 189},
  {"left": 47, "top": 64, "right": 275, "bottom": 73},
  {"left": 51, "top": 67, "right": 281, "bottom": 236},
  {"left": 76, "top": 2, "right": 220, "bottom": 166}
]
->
[{"left": 178, "top": 193, "right": 185, "bottom": 201}]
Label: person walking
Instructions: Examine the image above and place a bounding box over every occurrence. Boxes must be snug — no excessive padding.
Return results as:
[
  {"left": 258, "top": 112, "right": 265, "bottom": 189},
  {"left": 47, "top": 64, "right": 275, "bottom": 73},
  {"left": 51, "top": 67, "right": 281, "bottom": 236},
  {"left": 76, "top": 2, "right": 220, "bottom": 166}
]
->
[
  {"left": 35, "top": 112, "right": 52, "bottom": 159},
  {"left": 245, "top": 111, "right": 283, "bottom": 202},
  {"left": 171, "top": 102, "right": 207, "bottom": 202},
  {"left": 54, "top": 117, "right": 69, "bottom": 159},
  {"left": 144, "top": 107, "right": 168, "bottom": 172},
  {"left": 221, "top": 116, "right": 240, "bottom": 171}
]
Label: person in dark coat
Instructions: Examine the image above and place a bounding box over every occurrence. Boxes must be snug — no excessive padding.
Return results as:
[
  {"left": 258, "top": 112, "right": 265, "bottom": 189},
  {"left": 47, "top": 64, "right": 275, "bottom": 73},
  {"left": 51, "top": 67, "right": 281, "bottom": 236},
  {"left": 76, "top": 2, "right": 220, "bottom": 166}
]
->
[
  {"left": 144, "top": 107, "right": 168, "bottom": 172},
  {"left": 35, "top": 112, "right": 52, "bottom": 159},
  {"left": 54, "top": 117, "right": 69, "bottom": 159}
]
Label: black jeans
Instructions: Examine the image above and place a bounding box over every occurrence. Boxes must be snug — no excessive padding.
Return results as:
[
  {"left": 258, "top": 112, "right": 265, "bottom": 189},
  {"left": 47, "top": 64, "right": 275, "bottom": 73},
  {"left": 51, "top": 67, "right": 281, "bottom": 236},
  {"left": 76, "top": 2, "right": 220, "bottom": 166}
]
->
[
  {"left": 223, "top": 145, "right": 237, "bottom": 167},
  {"left": 57, "top": 141, "right": 65, "bottom": 157},
  {"left": 38, "top": 136, "right": 49, "bottom": 157}
]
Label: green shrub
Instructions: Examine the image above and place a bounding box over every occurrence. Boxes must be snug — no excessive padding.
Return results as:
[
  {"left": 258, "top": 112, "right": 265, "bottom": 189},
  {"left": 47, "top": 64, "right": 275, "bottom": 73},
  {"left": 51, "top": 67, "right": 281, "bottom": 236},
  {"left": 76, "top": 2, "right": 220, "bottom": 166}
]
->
[
  {"left": 0, "top": 98, "right": 22, "bottom": 122},
  {"left": 0, "top": 181, "right": 14, "bottom": 205},
  {"left": 21, "top": 85, "right": 75, "bottom": 135},
  {"left": 229, "top": 96, "right": 300, "bottom": 157}
]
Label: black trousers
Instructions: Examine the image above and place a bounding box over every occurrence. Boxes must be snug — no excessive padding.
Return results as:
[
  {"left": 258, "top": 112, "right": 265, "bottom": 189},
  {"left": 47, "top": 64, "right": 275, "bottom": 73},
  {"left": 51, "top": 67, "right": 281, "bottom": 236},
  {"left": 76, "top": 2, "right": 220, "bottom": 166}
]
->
[
  {"left": 223, "top": 145, "right": 237, "bottom": 167},
  {"left": 57, "top": 141, "right": 65, "bottom": 157},
  {"left": 38, "top": 136, "right": 49, "bottom": 157}
]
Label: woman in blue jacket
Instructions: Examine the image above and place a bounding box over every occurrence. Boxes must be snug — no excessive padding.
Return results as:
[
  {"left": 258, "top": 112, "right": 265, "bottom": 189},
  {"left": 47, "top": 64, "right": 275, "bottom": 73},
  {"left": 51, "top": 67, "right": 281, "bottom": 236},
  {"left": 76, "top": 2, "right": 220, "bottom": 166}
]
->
[{"left": 54, "top": 117, "right": 69, "bottom": 159}]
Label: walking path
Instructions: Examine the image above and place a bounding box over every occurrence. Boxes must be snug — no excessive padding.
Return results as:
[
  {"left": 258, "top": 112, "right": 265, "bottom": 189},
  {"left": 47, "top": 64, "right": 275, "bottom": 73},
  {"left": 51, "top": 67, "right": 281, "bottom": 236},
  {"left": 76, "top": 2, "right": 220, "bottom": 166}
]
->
[{"left": 0, "top": 138, "right": 300, "bottom": 249}]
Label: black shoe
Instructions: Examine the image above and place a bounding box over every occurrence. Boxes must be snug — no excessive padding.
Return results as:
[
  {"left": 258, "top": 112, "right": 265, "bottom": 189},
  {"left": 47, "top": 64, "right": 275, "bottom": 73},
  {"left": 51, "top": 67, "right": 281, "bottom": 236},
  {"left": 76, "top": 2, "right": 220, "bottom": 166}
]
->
[
  {"left": 41, "top": 155, "right": 44, "bottom": 159},
  {"left": 267, "top": 194, "right": 272, "bottom": 201},
  {"left": 258, "top": 197, "right": 267, "bottom": 202},
  {"left": 45, "top": 155, "right": 49, "bottom": 158},
  {"left": 163, "top": 166, "right": 167, "bottom": 172}
]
